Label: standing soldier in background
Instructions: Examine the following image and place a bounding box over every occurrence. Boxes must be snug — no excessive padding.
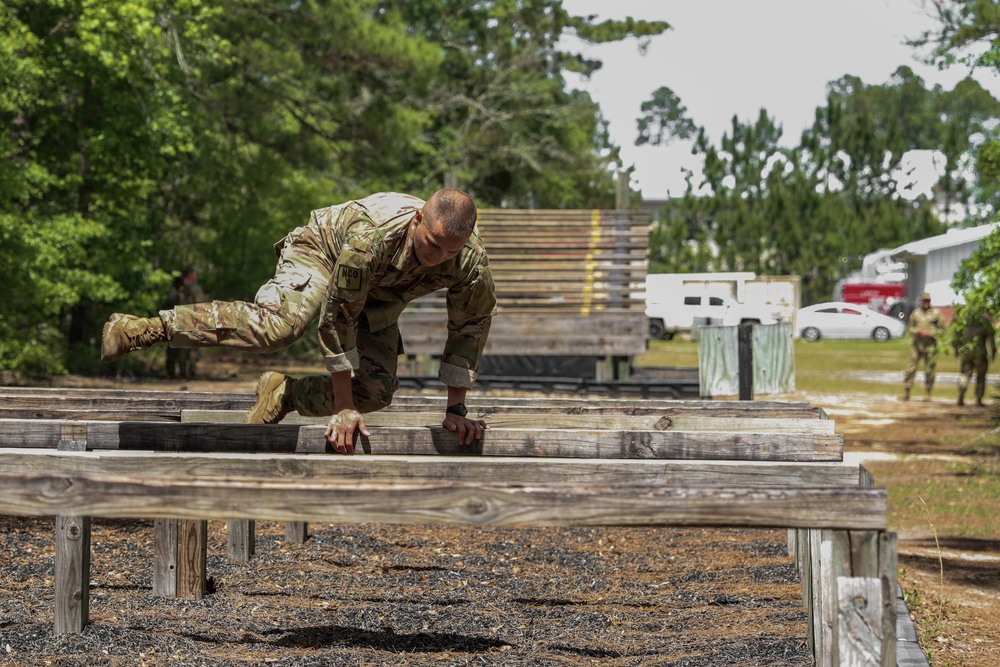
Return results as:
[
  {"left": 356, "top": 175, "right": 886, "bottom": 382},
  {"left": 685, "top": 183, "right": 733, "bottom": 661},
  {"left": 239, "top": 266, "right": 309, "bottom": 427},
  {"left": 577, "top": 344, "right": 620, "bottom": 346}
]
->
[
  {"left": 951, "top": 307, "right": 997, "bottom": 407},
  {"left": 99, "top": 189, "right": 496, "bottom": 452},
  {"left": 178, "top": 267, "right": 206, "bottom": 379},
  {"left": 902, "top": 291, "right": 946, "bottom": 401}
]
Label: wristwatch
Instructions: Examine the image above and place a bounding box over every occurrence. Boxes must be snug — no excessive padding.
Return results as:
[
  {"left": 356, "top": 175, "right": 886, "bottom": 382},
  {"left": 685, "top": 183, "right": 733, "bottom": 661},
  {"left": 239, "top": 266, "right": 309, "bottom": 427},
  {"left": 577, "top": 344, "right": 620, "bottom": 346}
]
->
[{"left": 446, "top": 403, "right": 468, "bottom": 418}]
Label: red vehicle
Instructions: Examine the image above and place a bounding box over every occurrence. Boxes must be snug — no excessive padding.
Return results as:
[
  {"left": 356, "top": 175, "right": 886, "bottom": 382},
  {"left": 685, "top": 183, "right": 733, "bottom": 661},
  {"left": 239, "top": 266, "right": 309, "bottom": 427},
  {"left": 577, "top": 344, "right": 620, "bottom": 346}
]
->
[{"left": 838, "top": 283, "right": 907, "bottom": 319}]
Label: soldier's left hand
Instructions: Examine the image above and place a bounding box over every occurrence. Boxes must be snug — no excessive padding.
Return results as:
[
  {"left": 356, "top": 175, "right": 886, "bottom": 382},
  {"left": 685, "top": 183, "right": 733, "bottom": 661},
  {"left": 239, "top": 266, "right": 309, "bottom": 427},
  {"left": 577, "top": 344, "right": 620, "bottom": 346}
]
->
[
  {"left": 443, "top": 414, "right": 489, "bottom": 446},
  {"left": 325, "top": 409, "right": 369, "bottom": 455}
]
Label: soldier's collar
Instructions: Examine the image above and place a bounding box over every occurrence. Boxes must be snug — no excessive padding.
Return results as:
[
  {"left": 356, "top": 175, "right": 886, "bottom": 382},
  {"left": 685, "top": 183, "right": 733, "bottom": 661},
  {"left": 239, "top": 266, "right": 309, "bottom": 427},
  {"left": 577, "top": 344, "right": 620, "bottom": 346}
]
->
[{"left": 392, "top": 217, "right": 420, "bottom": 270}]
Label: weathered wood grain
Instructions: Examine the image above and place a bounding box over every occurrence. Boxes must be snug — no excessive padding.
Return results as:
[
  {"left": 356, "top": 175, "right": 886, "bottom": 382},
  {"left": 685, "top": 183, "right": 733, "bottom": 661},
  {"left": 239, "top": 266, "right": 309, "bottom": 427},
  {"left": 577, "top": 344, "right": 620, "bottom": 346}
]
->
[
  {"left": 0, "top": 450, "right": 865, "bottom": 486},
  {"left": 0, "top": 471, "right": 886, "bottom": 529},
  {"left": 0, "top": 420, "right": 842, "bottom": 461},
  {"left": 179, "top": 409, "right": 836, "bottom": 434},
  {"left": 54, "top": 516, "right": 90, "bottom": 634},
  {"left": 0, "top": 388, "right": 825, "bottom": 416}
]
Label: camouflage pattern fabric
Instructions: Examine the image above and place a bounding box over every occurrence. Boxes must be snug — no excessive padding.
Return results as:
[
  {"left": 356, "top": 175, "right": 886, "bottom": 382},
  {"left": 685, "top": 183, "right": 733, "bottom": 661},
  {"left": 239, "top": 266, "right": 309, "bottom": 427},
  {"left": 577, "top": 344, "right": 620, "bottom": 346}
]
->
[
  {"left": 952, "top": 313, "right": 996, "bottom": 402},
  {"left": 903, "top": 305, "right": 946, "bottom": 390},
  {"left": 158, "top": 192, "right": 495, "bottom": 403}
]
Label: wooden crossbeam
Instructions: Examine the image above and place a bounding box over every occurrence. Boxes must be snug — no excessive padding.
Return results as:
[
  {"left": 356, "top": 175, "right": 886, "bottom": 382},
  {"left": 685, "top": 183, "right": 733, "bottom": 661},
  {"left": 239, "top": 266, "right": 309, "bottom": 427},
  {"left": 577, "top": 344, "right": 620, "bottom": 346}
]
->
[
  {"left": 0, "top": 420, "right": 843, "bottom": 461},
  {"left": 0, "top": 387, "right": 819, "bottom": 410},
  {"left": 0, "top": 470, "right": 885, "bottom": 529},
  {"left": 179, "top": 409, "right": 836, "bottom": 434},
  {"left": 0, "top": 450, "right": 865, "bottom": 486}
]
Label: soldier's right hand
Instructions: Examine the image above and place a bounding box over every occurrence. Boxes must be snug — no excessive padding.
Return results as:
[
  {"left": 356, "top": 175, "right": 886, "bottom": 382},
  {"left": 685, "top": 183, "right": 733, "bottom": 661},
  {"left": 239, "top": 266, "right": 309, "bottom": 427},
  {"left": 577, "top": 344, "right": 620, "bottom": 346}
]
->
[{"left": 325, "top": 409, "right": 369, "bottom": 455}]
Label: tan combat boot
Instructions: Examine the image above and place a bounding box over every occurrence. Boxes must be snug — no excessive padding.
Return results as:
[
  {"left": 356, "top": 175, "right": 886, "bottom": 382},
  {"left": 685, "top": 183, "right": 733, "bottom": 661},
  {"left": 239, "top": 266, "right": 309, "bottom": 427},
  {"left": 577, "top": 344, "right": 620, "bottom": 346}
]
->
[
  {"left": 244, "top": 371, "right": 294, "bottom": 424},
  {"left": 101, "top": 314, "right": 167, "bottom": 363},
  {"left": 900, "top": 387, "right": 910, "bottom": 401},
  {"left": 924, "top": 388, "right": 933, "bottom": 401}
]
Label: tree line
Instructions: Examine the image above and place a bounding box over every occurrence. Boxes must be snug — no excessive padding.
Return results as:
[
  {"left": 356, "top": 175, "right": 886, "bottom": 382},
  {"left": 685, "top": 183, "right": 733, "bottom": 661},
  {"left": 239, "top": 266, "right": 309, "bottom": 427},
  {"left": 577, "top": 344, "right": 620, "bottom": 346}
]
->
[{"left": 1, "top": 0, "right": 998, "bottom": 378}]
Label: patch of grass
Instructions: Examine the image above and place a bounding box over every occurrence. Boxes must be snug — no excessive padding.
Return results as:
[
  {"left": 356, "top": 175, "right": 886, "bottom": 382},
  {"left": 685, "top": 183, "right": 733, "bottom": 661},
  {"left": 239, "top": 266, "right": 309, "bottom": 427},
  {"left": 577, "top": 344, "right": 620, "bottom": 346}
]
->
[
  {"left": 637, "top": 336, "right": 963, "bottom": 375},
  {"left": 864, "top": 457, "right": 1000, "bottom": 539},
  {"left": 901, "top": 578, "right": 959, "bottom": 665}
]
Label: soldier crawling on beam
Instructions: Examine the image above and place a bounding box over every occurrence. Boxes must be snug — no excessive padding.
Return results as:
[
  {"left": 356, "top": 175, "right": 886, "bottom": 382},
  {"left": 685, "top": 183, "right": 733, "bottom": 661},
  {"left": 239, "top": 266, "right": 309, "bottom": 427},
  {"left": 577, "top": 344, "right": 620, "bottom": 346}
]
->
[{"left": 101, "top": 189, "right": 497, "bottom": 454}]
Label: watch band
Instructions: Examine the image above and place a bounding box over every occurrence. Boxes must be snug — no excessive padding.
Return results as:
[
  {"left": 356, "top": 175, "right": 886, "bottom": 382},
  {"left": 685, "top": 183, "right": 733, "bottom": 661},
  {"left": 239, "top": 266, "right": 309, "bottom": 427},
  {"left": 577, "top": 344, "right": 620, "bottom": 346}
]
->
[{"left": 446, "top": 403, "right": 468, "bottom": 418}]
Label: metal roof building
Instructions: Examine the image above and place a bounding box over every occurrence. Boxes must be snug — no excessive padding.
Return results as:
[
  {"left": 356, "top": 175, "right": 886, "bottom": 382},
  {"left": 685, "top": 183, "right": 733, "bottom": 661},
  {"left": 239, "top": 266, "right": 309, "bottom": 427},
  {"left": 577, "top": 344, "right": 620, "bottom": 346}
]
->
[{"left": 890, "top": 222, "right": 1000, "bottom": 307}]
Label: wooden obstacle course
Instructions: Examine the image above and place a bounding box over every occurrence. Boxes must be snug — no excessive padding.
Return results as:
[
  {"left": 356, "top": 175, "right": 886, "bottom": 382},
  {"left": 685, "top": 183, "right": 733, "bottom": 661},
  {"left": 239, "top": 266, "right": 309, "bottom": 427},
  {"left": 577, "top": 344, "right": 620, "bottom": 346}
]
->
[{"left": 0, "top": 387, "right": 908, "bottom": 665}]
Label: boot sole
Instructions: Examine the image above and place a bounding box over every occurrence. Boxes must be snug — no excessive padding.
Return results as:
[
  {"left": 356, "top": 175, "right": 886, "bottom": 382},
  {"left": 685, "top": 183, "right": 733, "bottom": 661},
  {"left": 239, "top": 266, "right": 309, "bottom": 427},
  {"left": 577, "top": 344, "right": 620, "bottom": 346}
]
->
[{"left": 244, "top": 372, "right": 289, "bottom": 424}]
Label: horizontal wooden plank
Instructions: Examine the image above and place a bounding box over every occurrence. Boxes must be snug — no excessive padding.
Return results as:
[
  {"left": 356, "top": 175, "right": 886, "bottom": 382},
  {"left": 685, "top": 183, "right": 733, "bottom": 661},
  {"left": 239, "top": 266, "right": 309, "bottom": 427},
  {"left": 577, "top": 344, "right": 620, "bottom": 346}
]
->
[
  {"left": 180, "top": 409, "right": 836, "bottom": 434},
  {"left": 0, "top": 449, "right": 866, "bottom": 486},
  {"left": 0, "top": 471, "right": 885, "bottom": 529},
  {"left": 0, "top": 388, "right": 826, "bottom": 418},
  {"left": 0, "top": 419, "right": 843, "bottom": 461},
  {"left": 398, "top": 310, "right": 648, "bottom": 332},
  {"left": 400, "top": 333, "right": 648, "bottom": 356}
]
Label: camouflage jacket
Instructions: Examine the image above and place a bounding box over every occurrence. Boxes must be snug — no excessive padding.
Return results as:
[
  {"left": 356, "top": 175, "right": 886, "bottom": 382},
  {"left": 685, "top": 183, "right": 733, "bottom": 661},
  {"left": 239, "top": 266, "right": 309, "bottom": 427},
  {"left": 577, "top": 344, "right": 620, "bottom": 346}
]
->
[
  {"left": 907, "top": 306, "right": 945, "bottom": 342},
  {"left": 308, "top": 192, "right": 496, "bottom": 388},
  {"left": 950, "top": 313, "right": 997, "bottom": 360}
]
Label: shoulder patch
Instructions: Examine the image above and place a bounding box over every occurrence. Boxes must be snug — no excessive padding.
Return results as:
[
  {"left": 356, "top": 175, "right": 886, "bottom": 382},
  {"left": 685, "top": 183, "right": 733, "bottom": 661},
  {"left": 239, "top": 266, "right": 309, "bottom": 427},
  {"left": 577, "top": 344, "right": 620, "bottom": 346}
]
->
[{"left": 337, "top": 264, "right": 364, "bottom": 291}]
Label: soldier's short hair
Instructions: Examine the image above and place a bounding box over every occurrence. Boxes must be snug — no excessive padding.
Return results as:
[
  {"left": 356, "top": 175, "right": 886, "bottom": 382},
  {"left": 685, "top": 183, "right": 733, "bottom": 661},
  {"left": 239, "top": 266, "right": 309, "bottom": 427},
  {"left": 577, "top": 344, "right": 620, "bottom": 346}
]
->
[{"left": 426, "top": 189, "right": 477, "bottom": 238}]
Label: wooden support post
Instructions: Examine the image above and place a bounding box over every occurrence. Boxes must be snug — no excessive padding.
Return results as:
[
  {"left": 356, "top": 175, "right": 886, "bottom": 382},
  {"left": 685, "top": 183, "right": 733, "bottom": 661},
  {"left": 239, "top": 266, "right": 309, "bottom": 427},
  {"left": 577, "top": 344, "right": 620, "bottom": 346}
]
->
[
  {"left": 54, "top": 422, "right": 91, "bottom": 633},
  {"left": 54, "top": 515, "right": 90, "bottom": 634},
  {"left": 227, "top": 520, "right": 255, "bottom": 563},
  {"left": 152, "top": 518, "right": 178, "bottom": 597},
  {"left": 176, "top": 519, "right": 208, "bottom": 599},
  {"left": 285, "top": 521, "right": 308, "bottom": 543},
  {"left": 879, "top": 532, "right": 898, "bottom": 667},
  {"left": 153, "top": 518, "right": 208, "bottom": 599},
  {"left": 738, "top": 321, "right": 754, "bottom": 400},
  {"left": 837, "top": 576, "right": 883, "bottom": 665}
]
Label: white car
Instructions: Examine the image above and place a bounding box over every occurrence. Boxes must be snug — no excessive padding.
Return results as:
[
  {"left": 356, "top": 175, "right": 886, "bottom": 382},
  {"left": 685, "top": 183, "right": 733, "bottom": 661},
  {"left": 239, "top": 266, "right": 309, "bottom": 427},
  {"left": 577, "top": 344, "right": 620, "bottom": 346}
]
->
[{"left": 797, "top": 301, "right": 907, "bottom": 342}]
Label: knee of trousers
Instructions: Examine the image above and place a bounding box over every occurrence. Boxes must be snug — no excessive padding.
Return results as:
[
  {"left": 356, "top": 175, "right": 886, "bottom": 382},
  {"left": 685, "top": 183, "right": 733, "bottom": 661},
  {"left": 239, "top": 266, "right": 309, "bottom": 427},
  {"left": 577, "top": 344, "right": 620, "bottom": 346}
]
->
[
  {"left": 289, "top": 374, "right": 393, "bottom": 416},
  {"left": 169, "top": 301, "right": 304, "bottom": 350}
]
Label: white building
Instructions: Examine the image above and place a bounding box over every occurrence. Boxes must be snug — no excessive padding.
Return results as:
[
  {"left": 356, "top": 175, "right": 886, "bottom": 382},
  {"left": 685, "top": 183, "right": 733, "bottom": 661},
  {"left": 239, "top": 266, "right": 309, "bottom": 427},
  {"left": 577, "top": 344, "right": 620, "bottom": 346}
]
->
[{"left": 889, "top": 222, "right": 1000, "bottom": 309}]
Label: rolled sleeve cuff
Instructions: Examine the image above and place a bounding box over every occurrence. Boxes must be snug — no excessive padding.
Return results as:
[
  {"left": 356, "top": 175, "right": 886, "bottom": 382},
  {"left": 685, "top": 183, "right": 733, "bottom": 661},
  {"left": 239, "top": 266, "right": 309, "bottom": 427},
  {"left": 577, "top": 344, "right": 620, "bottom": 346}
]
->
[
  {"left": 324, "top": 348, "right": 360, "bottom": 374},
  {"left": 439, "top": 362, "right": 477, "bottom": 389}
]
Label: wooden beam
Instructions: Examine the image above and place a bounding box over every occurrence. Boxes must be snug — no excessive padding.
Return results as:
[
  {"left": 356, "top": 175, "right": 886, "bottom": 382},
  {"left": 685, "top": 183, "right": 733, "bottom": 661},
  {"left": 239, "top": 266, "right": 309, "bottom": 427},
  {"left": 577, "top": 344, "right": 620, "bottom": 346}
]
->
[
  {"left": 227, "top": 520, "right": 255, "bottom": 563},
  {"left": 180, "top": 409, "right": 836, "bottom": 434},
  {"left": 0, "top": 471, "right": 887, "bottom": 529},
  {"left": 152, "top": 518, "right": 178, "bottom": 597},
  {"left": 0, "top": 388, "right": 825, "bottom": 418},
  {"left": 54, "top": 515, "right": 90, "bottom": 634},
  {"left": 0, "top": 420, "right": 843, "bottom": 461},
  {"left": 0, "top": 450, "right": 865, "bottom": 486}
]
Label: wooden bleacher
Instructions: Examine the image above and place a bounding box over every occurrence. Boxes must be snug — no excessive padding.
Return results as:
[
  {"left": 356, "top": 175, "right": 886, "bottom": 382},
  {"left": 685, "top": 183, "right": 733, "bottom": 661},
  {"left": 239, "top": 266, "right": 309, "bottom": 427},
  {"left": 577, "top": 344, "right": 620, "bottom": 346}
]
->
[{"left": 398, "top": 209, "right": 651, "bottom": 379}]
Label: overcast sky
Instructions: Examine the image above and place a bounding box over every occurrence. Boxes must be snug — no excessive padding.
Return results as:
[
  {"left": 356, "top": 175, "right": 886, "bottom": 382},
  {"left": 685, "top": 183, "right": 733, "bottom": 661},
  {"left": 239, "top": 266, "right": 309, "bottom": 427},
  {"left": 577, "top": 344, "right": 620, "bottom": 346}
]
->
[{"left": 560, "top": 0, "right": 1000, "bottom": 200}]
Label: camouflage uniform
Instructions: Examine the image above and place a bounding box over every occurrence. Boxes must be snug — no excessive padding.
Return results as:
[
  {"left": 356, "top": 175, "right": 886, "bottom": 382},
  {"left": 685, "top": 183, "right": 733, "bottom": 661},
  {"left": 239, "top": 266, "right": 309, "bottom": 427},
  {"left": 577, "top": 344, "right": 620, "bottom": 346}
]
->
[
  {"left": 177, "top": 279, "right": 206, "bottom": 379},
  {"left": 903, "top": 304, "right": 946, "bottom": 392},
  {"left": 951, "top": 312, "right": 996, "bottom": 405},
  {"left": 158, "top": 192, "right": 496, "bottom": 416},
  {"left": 163, "top": 280, "right": 184, "bottom": 378}
]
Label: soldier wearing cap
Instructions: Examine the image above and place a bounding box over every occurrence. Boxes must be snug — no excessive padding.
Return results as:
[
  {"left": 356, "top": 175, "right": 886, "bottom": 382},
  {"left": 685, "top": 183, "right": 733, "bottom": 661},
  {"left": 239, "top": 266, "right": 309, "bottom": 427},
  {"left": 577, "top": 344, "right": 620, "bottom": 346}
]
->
[
  {"left": 902, "top": 291, "right": 946, "bottom": 401},
  {"left": 100, "top": 189, "right": 497, "bottom": 452}
]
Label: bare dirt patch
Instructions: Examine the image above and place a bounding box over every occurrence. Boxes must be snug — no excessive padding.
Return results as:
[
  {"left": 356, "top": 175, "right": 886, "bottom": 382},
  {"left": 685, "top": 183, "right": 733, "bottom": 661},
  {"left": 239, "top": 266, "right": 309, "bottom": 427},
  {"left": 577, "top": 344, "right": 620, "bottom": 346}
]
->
[{"left": 0, "top": 519, "right": 811, "bottom": 666}]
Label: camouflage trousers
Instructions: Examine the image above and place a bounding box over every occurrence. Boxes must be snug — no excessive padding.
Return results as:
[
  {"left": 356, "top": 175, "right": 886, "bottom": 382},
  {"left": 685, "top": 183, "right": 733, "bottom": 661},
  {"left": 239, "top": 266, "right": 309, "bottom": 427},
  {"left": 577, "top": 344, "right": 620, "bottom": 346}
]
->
[
  {"left": 957, "top": 355, "right": 990, "bottom": 402},
  {"left": 159, "top": 225, "right": 400, "bottom": 415},
  {"left": 903, "top": 337, "right": 937, "bottom": 390}
]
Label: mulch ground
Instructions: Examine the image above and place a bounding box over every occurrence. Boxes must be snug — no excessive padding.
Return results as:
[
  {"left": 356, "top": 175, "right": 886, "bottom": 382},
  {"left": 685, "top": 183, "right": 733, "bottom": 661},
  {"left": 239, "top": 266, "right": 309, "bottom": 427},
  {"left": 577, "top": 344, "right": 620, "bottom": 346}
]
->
[{"left": 0, "top": 518, "right": 811, "bottom": 666}]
